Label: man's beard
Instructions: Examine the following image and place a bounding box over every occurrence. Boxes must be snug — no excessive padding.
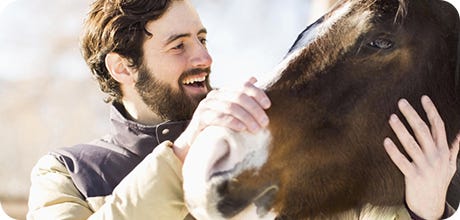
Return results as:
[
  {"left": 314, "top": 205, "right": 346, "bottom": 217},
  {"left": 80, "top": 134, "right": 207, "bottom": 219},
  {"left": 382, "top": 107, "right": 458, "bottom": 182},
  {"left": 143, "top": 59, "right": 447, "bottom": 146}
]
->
[{"left": 135, "top": 65, "right": 212, "bottom": 121}]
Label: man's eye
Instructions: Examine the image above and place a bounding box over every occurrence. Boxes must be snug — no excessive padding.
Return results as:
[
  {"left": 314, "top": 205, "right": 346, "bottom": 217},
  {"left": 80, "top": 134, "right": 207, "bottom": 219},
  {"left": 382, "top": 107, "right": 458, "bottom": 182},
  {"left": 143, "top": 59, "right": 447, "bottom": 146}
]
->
[
  {"left": 172, "top": 43, "right": 184, "bottom": 50},
  {"left": 368, "top": 38, "right": 393, "bottom": 49},
  {"left": 200, "top": 38, "right": 207, "bottom": 46}
]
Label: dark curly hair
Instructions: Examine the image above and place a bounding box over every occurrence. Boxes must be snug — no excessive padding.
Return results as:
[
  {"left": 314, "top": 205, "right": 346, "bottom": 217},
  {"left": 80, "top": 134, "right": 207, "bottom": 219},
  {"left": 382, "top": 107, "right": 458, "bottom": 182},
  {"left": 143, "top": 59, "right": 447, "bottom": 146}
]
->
[{"left": 80, "top": 0, "right": 179, "bottom": 102}]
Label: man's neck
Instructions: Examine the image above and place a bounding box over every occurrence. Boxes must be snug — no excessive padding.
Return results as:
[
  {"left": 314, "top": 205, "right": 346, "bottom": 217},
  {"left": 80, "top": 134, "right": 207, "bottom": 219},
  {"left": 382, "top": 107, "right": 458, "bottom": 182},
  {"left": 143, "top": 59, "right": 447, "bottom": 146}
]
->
[{"left": 121, "top": 99, "right": 163, "bottom": 126}]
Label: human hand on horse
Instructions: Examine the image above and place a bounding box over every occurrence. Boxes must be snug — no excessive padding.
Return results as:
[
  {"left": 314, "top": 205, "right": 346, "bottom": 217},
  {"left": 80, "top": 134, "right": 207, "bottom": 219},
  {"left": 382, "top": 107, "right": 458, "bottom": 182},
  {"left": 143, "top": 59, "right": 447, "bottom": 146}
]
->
[
  {"left": 173, "top": 77, "right": 271, "bottom": 163},
  {"left": 384, "top": 96, "right": 460, "bottom": 220}
]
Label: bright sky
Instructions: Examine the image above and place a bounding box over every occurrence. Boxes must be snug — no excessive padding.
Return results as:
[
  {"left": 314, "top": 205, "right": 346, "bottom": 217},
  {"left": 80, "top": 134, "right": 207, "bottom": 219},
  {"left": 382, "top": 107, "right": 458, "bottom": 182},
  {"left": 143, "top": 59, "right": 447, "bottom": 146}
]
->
[{"left": 0, "top": 0, "right": 15, "bottom": 13}]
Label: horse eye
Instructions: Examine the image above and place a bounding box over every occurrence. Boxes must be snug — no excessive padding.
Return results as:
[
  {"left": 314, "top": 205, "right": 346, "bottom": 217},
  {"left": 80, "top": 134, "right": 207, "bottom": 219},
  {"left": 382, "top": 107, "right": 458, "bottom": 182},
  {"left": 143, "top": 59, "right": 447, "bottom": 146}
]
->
[{"left": 368, "top": 38, "right": 393, "bottom": 49}]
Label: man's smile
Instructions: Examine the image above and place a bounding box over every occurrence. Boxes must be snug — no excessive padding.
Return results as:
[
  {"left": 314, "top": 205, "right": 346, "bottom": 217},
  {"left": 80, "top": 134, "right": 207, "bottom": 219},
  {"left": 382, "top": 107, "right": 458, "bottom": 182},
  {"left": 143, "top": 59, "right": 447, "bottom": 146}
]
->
[
  {"left": 181, "top": 72, "right": 209, "bottom": 96},
  {"left": 182, "top": 72, "right": 207, "bottom": 86}
]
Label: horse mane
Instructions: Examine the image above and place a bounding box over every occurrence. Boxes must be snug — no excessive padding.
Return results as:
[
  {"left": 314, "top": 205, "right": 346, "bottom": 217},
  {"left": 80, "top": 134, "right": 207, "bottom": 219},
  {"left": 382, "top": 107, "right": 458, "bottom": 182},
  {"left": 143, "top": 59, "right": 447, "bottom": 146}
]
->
[{"left": 394, "top": 0, "right": 408, "bottom": 23}]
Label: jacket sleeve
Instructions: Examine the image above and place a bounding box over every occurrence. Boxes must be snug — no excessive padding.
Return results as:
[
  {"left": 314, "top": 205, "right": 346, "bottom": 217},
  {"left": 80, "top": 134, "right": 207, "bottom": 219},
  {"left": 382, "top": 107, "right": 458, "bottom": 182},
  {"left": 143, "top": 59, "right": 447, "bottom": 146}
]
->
[
  {"left": 27, "top": 141, "right": 190, "bottom": 220},
  {"left": 27, "top": 154, "right": 93, "bottom": 220}
]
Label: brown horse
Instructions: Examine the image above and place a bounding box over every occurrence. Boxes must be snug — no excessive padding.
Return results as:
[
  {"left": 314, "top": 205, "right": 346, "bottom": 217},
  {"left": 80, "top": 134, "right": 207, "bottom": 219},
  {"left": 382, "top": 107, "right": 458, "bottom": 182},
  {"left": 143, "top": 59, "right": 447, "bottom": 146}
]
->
[{"left": 183, "top": 0, "right": 460, "bottom": 219}]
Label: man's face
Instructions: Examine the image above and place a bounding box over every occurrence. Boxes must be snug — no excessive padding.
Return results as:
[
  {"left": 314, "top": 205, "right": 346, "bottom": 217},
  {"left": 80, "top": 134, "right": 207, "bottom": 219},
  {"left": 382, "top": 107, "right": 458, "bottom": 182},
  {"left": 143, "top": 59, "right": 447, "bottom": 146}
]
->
[{"left": 136, "top": 0, "right": 212, "bottom": 120}]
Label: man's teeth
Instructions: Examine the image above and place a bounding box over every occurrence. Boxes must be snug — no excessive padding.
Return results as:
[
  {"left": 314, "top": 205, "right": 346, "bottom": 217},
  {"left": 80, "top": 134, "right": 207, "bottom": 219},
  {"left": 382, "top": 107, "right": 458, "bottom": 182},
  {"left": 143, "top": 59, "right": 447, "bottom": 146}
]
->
[{"left": 183, "top": 76, "right": 206, "bottom": 85}]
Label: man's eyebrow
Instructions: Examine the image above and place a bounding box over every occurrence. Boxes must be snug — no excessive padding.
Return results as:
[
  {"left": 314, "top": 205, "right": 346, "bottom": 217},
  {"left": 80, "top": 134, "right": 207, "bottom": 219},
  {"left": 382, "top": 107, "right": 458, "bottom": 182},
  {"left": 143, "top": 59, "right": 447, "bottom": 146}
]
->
[
  {"left": 164, "top": 28, "right": 208, "bottom": 46},
  {"left": 198, "top": 28, "right": 207, "bottom": 35},
  {"left": 164, "top": 33, "right": 190, "bottom": 46}
]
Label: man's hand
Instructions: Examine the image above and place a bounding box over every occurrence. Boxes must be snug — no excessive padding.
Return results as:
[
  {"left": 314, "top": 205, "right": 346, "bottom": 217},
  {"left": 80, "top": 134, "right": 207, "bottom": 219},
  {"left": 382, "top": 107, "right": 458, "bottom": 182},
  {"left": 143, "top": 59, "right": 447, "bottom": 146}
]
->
[
  {"left": 384, "top": 96, "right": 460, "bottom": 220},
  {"left": 173, "top": 77, "right": 271, "bottom": 162}
]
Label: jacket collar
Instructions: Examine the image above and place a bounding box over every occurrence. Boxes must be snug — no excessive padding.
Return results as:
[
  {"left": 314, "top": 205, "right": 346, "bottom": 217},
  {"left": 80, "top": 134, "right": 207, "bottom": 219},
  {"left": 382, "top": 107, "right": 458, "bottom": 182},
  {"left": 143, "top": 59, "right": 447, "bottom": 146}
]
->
[{"left": 109, "top": 102, "right": 189, "bottom": 158}]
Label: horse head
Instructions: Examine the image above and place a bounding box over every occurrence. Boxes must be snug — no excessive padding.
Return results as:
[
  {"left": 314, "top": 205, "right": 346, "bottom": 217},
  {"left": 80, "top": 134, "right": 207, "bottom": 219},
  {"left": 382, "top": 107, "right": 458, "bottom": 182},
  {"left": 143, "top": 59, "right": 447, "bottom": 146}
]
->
[{"left": 183, "top": 0, "right": 460, "bottom": 219}]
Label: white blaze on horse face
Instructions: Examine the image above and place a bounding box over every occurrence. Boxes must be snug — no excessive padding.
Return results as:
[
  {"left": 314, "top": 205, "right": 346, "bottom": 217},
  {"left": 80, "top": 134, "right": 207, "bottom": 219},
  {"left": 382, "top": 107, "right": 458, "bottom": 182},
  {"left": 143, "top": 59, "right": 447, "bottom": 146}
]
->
[
  {"left": 183, "top": 126, "right": 272, "bottom": 220},
  {"left": 259, "top": 1, "right": 354, "bottom": 88},
  {"left": 293, "top": 1, "right": 354, "bottom": 53}
]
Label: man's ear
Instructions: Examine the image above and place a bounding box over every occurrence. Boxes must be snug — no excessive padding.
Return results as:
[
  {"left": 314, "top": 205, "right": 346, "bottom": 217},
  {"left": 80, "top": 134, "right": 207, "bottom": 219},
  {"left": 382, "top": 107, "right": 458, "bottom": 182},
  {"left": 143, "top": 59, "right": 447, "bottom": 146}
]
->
[{"left": 105, "top": 52, "right": 137, "bottom": 85}]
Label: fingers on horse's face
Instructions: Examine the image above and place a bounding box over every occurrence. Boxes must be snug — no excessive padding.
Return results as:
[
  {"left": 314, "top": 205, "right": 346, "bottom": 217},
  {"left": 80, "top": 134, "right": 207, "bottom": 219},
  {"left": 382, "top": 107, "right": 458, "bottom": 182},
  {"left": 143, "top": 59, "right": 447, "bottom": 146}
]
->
[{"left": 183, "top": 0, "right": 460, "bottom": 219}]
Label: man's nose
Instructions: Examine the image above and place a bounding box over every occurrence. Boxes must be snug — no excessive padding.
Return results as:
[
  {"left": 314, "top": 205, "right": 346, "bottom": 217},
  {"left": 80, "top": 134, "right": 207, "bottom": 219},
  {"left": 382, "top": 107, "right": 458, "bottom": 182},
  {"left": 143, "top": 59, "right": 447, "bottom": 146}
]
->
[{"left": 190, "top": 41, "right": 212, "bottom": 68}]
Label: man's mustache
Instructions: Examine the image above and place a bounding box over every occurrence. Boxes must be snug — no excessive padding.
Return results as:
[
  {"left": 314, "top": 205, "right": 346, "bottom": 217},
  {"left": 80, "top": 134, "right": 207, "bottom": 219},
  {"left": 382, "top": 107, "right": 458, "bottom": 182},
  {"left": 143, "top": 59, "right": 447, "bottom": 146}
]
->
[{"left": 180, "top": 67, "right": 211, "bottom": 81}]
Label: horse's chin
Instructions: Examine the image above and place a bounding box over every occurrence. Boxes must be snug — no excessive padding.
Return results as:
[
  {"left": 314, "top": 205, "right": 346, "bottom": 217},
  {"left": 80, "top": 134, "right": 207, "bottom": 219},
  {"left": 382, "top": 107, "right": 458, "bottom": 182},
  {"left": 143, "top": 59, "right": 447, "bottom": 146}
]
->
[
  {"left": 185, "top": 181, "right": 279, "bottom": 220},
  {"left": 183, "top": 175, "right": 233, "bottom": 220}
]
